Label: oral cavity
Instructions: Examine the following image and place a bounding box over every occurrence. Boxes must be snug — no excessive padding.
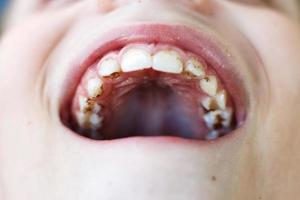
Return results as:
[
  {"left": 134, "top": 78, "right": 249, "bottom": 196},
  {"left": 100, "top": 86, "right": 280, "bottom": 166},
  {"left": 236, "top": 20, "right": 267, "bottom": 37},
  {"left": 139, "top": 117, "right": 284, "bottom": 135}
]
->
[{"left": 71, "top": 43, "right": 235, "bottom": 140}]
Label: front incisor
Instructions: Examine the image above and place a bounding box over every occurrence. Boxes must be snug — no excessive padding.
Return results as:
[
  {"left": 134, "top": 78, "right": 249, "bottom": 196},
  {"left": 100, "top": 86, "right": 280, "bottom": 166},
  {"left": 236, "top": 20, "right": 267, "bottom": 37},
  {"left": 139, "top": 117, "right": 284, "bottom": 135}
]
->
[
  {"left": 121, "top": 48, "right": 152, "bottom": 72},
  {"left": 153, "top": 50, "right": 183, "bottom": 73}
]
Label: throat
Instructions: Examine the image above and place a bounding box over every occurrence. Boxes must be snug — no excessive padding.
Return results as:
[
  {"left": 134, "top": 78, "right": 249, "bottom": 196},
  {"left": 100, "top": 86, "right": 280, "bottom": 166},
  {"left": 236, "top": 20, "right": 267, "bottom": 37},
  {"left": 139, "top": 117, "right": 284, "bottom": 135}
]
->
[{"left": 101, "top": 81, "right": 207, "bottom": 140}]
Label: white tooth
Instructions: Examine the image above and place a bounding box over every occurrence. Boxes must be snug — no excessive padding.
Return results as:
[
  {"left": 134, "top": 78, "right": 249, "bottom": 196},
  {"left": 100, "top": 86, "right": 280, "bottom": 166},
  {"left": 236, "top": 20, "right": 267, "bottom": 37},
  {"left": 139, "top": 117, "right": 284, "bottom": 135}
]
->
[
  {"left": 201, "top": 96, "right": 217, "bottom": 110},
  {"left": 87, "top": 78, "right": 103, "bottom": 98},
  {"left": 153, "top": 50, "right": 183, "bottom": 73},
  {"left": 98, "top": 58, "right": 121, "bottom": 77},
  {"left": 121, "top": 48, "right": 152, "bottom": 72},
  {"left": 185, "top": 58, "right": 205, "bottom": 77},
  {"left": 203, "top": 110, "right": 220, "bottom": 129},
  {"left": 76, "top": 112, "right": 88, "bottom": 127},
  {"left": 220, "top": 108, "right": 233, "bottom": 128},
  {"left": 200, "top": 75, "right": 218, "bottom": 96},
  {"left": 89, "top": 113, "right": 103, "bottom": 129},
  {"left": 215, "top": 90, "right": 227, "bottom": 110},
  {"left": 205, "top": 130, "right": 220, "bottom": 140},
  {"left": 79, "top": 96, "right": 88, "bottom": 112},
  {"left": 92, "top": 103, "right": 101, "bottom": 113}
]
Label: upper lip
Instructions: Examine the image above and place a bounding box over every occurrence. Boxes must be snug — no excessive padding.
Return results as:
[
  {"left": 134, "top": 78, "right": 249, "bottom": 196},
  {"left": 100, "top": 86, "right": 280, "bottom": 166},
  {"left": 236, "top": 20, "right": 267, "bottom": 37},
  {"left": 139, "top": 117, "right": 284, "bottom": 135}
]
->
[{"left": 60, "top": 23, "right": 248, "bottom": 139}]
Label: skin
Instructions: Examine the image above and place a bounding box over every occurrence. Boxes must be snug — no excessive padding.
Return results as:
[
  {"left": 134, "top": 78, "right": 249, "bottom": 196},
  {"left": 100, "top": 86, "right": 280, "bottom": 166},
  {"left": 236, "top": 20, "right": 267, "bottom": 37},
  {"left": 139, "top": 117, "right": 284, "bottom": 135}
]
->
[{"left": 0, "top": 0, "right": 300, "bottom": 199}]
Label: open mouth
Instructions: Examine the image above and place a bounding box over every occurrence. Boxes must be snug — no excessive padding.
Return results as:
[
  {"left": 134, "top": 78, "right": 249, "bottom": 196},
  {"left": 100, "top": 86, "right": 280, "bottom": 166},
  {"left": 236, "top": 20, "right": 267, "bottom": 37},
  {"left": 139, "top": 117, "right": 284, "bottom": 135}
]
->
[{"left": 61, "top": 24, "right": 247, "bottom": 141}]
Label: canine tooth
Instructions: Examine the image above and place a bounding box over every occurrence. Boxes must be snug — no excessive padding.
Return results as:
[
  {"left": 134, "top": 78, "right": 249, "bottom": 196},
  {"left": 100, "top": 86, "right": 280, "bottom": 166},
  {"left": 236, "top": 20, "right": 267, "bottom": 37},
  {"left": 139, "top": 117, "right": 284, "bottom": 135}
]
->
[
  {"left": 98, "top": 58, "right": 121, "bottom": 77},
  {"left": 200, "top": 75, "right": 218, "bottom": 96},
  {"left": 121, "top": 48, "right": 152, "bottom": 72},
  {"left": 87, "top": 78, "right": 103, "bottom": 98},
  {"left": 185, "top": 58, "right": 205, "bottom": 77},
  {"left": 153, "top": 50, "right": 183, "bottom": 73},
  {"left": 216, "top": 90, "right": 227, "bottom": 110},
  {"left": 89, "top": 113, "right": 103, "bottom": 128}
]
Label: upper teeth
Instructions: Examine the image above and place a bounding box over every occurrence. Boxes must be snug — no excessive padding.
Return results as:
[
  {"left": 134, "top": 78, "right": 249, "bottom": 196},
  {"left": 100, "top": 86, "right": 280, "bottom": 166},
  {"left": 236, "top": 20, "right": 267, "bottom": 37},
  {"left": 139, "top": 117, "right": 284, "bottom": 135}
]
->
[
  {"left": 87, "top": 78, "right": 103, "bottom": 98},
  {"left": 153, "top": 50, "right": 183, "bottom": 74},
  {"left": 199, "top": 75, "right": 218, "bottom": 97},
  {"left": 77, "top": 44, "right": 234, "bottom": 136},
  {"left": 121, "top": 48, "right": 152, "bottom": 72},
  {"left": 203, "top": 108, "right": 233, "bottom": 129},
  {"left": 215, "top": 90, "right": 227, "bottom": 110},
  {"left": 98, "top": 57, "right": 121, "bottom": 77},
  {"left": 185, "top": 58, "right": 205, "bottom": 77},
  {"left": 79, "top": 96, "right": 88, "bottom": 112}
]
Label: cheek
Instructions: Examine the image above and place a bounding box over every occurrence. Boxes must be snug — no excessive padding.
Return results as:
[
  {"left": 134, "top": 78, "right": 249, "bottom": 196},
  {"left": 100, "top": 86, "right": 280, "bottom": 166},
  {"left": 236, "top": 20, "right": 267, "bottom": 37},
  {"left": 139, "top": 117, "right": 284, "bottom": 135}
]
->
[
  {"left": 216, "top": 1, "right": 300, "bottom": 108},
  {"left": 216, "top": 0, "right": 300, "bottom": 165}
]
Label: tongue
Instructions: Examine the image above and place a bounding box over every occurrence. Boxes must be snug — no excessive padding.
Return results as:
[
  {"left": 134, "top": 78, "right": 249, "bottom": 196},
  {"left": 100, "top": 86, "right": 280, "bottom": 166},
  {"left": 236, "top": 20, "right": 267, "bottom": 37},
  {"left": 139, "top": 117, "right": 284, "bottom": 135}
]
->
[{"left": 102, "top": 81, "right": 207, "bottom": 140}]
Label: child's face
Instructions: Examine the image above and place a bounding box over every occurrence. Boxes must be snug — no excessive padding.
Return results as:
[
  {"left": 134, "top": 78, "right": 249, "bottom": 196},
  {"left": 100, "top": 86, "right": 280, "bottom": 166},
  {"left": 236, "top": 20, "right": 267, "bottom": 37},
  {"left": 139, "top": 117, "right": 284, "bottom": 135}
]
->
[{"left": 1, "top": 0, "right": 300, "bottom": 199}]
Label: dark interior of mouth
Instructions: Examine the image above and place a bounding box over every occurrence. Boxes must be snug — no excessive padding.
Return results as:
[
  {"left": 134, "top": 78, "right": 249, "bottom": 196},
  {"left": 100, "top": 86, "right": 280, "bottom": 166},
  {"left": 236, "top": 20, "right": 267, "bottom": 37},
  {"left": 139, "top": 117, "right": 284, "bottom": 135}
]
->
[
  {"left": 71, "top": 70, "right": 234, "bottom": 140},
  {"left": 99, "top": 80, "right": 208, "bottom": 140}
]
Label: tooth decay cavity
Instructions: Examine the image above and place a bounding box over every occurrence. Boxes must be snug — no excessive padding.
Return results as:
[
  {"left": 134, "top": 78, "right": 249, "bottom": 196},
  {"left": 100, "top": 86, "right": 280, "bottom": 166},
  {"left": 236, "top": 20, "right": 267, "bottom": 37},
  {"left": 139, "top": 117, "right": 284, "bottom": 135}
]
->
[{"left": 74, "top": 43, "right": 234, "bottom": 138}]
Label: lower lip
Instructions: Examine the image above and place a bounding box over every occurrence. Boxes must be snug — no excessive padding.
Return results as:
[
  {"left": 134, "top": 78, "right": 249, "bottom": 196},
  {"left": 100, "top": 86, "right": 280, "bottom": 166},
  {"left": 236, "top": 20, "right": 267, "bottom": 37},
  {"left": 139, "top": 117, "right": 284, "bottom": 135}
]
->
[{"left": 61, "top": 23, "right": 247, "bottom": 144}]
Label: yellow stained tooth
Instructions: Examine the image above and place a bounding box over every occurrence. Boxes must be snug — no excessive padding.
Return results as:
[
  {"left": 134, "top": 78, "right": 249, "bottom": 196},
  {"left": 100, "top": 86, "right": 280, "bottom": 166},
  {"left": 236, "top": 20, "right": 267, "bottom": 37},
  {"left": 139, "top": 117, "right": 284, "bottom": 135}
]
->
[
  {"left": 203, "top": 109, "right": 233, "bottom": 130},
  {"left": 185, "top": 58, "right": 205, "bottom": 77},
  {"left": 201, "top": 96, "right": 218, "bottom": 110},
  {"left": 98, "top": 58, "right": 121, "bottom": 77},
  {"left": 87, "top": 78, "right": 103, "bottom": 98},
  {"left": 216, "top": 90, "right": 227, "bottom": 110},
  {"left": 199, "top": 75, "right": 218, "bottom": 96}
]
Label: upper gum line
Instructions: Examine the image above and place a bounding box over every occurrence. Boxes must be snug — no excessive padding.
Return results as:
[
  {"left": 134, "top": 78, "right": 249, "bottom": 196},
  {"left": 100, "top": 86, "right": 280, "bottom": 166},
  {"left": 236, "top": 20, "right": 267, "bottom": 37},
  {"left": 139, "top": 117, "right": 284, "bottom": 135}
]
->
[{"left": 73, "top": 43, "right": 234, "bottom": 139}]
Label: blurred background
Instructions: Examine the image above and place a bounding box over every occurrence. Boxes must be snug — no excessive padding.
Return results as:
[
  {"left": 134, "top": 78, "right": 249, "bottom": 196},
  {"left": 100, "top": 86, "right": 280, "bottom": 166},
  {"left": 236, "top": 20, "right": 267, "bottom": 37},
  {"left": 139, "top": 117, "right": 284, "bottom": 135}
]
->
[{"left": 0, "top": 0, "right": 7, "bottom": 15}]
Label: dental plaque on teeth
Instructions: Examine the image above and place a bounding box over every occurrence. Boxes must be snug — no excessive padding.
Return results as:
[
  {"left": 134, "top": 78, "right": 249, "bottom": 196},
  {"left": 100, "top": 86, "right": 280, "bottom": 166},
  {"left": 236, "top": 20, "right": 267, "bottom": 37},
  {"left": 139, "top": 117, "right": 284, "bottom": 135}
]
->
[{"left": 70, "top": 43, "right": 237, "bottom": 140}]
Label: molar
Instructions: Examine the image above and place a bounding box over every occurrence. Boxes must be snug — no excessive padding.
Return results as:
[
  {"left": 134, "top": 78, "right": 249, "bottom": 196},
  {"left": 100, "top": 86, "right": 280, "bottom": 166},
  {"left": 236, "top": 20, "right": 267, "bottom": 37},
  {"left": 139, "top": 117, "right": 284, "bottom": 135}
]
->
[
  {"left": 89, "top": 113, "right": 103, "bottom": 129},
  {"left": 87, "top": 78, "right": 103, "bottom": 98},
  {"left": 220, "top": 108, "right": 233, "bottom": 128},
  {"left": 201, "top": 96, "right": 218, "bottom": 111},
  {"left": 205, "top": 130, "right": 220, "bottom": 140},
  {"left": 153, "top": 50, "right": 183, "bottom": 73},
  {"left": 203, "top": 108, "right": 233, "bottom": 129},
  {"left": 203, "top": 110, "right": 221, "bottom": 129},
  {"left": 121, "top": 48, "right": 152, "bottom": 72},
  {"left": 98, "top": 57, "right": 121, "bottom": 77},
  {"left": 199, "top": 75, "right": 218, "bottom": 96}
]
